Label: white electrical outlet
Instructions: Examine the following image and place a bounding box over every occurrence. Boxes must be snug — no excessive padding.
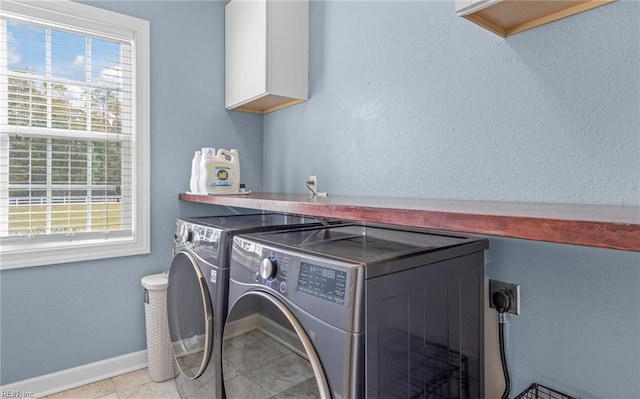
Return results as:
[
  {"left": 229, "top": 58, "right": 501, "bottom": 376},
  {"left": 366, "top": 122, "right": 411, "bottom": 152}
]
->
[
  {"left": 307, "top": 175, "right": 327, "bottom": 197},
  {"left": 308, "top": 175, "right": 318, "bottom": 190}
]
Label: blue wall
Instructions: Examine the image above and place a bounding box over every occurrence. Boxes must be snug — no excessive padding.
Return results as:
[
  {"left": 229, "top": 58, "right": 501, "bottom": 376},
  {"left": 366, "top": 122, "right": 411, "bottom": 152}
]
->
[
  {"left": 262, "top": 1, "right": 640, "bottom": 398},
  {"left": 1, "top": 1, "right": 639, "bottom": 399},
  {"left": 487, "top": 238, "right": 640, "bottom": 398},
  {"left": 264, "top": 1, "right": 638, "bottom": 205},
  {"left": 0, "top": 0, "right": 263, "bottom": 386}
]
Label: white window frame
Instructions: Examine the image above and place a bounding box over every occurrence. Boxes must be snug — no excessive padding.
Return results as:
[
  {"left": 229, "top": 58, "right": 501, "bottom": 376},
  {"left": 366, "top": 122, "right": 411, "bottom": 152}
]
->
[{"left": 0, "top": 0, "right": 150, "bottom": 269}]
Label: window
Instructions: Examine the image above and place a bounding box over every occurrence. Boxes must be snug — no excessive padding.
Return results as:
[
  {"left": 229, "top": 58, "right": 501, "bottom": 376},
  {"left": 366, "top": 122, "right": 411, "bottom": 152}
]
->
[{"left": 0, "top": 0, "right": 150, "bottom": 269}]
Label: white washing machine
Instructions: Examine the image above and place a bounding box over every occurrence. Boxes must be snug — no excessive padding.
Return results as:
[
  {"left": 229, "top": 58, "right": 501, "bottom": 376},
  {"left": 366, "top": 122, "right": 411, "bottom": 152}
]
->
[
  {"left": 223, "top": 223, "right": 488, "bottom": 399},
  {"left": 167, "top": 213, "right": 334, "bottom": 399}
]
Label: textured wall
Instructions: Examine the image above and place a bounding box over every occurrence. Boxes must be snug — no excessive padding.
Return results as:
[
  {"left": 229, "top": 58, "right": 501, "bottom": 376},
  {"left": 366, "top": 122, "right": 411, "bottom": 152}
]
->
[
  {"left": 486, "top": 238, "right": 640, "bottom": 398},
  {"left": 262, "top": 1, "right": 640, "bottom": 398},
  {"left": 264, "top": 1, "right": 639, "bottom": 206},
  {"left": 1, "top": 2, "right": 638, "bottom": 398},
  {"left": 0, "top": 1, "right": 262, "bottom": 385}
]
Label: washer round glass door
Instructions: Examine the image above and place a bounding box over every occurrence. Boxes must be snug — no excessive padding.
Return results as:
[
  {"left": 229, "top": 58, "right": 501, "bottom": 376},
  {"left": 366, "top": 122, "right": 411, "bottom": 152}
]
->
[
  {"left": 223, "top": 291, "right": 330, "bottom": 399},
  {"left": 167, "top": 251, "right": 213, "bottom": 379}
]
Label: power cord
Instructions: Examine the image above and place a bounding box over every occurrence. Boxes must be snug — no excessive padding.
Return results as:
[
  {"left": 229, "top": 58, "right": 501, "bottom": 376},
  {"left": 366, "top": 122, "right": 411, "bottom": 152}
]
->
[
  {"left": 493, "top": 290, "right": 512, "bottom": 399},
  {"left": 306, "top": 179, "right": 327, "bottom": 197},
  {"left": 306, "top": 179, "right": 318, "bottom": 196}
]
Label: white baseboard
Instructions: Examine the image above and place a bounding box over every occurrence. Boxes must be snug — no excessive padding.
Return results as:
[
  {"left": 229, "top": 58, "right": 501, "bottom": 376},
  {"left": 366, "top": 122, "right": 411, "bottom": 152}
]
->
[
  {"left": 224, "top": 314, "right": 306, "bottom": 359},
  {"left": 0, "top": 350, "right": 148, "bottom": 398},
  {"left": 257, "top": 313, "right": 307, "bottom": 359},
  {"left": 172, "top": 334, "right": 207, "bottom": 359},
  {"left": 223, "top": 313, "right": 259, "bottom": 340}
]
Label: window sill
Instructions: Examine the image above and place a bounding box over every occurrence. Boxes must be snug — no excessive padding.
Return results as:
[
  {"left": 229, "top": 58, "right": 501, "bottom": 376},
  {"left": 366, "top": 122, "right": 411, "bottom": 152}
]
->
[{"left": 0, "top": 235, "right": 150, "bottom": 269}]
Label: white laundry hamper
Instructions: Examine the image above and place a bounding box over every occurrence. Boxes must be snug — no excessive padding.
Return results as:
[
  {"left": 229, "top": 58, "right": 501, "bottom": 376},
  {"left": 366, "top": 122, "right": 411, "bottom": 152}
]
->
[{"left": 141, "top": 273, "right": 177, "bottom": 382}]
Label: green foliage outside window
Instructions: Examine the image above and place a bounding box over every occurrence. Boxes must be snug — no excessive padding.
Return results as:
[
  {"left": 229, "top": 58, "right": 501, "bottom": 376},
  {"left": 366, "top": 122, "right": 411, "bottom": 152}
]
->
[{"left": 6, "top": 75, "right": 125, "bottom": 235}]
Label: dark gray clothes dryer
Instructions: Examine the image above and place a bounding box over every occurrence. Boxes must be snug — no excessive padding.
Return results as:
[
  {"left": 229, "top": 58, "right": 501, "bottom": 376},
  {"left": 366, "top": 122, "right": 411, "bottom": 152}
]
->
[
  {"left": 223, "top": 223, "right": 488, "bottom": 399},
  {"left": 167, "top": 213, "right": 334, "bottom": 399}
]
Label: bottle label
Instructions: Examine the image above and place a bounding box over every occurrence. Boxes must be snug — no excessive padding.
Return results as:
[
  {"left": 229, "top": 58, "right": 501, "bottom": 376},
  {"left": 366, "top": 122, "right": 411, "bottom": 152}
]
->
[
  {"left": 217, "top": 169, "right": 229, "bottom": 181},
  {"left": 209, "top": 166, "right": 233, "bottom": 188}
]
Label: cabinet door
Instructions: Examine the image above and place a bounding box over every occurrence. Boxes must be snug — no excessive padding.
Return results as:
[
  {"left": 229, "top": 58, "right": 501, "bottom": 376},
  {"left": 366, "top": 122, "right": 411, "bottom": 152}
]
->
[{"left": 225, "top": 0, "right": 267, "bottom": 108}]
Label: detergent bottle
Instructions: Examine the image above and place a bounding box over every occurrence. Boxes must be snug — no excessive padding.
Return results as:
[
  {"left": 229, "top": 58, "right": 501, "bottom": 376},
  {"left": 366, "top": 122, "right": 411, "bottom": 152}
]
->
[
  {"left": 189, "top": 150, "right": 201, "bottom": 193},
  {"left": 197, "top": 147, "right": 216, "bottom": 194},
  {"left": 199, "top": 148, "right": 241, "bottom": 195}
]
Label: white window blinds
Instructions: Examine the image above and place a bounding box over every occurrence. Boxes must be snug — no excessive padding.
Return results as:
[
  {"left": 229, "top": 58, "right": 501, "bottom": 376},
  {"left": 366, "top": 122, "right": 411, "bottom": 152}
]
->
[{"left": 0, "top": 0, "right": 150, "bottom": 269}]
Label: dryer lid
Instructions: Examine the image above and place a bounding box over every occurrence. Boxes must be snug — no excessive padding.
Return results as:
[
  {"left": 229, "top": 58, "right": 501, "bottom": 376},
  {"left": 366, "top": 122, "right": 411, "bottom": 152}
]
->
[
  {"left": 179, "top": 213, "right": 320, "bottom": 231},
  {"left": 242, "top": 224, "right": 486, "bottom": 264}
]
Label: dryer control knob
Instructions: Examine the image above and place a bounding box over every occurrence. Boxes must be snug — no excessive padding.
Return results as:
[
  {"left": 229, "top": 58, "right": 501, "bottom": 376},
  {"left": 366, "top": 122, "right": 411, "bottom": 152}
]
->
[
  {"left": 182, "top": 228, "right": 193, "bottom": 244},
  {"left": 259, "top": 258, "right": 277, "bottom": 280},
  {"left": 190, "top": 233, "right": 200, "bottom": 249}
]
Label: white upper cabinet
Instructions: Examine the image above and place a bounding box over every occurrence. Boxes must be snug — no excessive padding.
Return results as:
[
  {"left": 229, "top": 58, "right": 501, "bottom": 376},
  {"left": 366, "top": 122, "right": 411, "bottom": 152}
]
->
[
  {"left": 456, "top": 0, "right": 615, "bottom": 37},
  {"left": 225, "top": 0, "right": 309, "bottom": 114}
]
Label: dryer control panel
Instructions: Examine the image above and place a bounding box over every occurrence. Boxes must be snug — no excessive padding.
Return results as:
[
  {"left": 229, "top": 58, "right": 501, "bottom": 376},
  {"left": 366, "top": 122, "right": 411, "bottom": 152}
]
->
[
  {"left": 174, "top": 220, "right": 222, "bottom": 259},
  {"left": 255, "top": 251, "right": 349, "bottom": 305},
  {"left": 231, "top": 236, "right": 364, "bottom": 333},
  {"left": 297, "top": 261, "right": 347, "bottom": 305},
  {"left": 254, "top": 245, "right": 352, "bottom": 303}
]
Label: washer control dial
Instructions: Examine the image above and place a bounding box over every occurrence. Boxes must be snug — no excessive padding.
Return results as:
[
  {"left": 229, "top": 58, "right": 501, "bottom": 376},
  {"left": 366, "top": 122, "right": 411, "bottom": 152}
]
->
[
  {"left": 182, "top": 227, "right": 193, "bottom": 245},
  {"left": 190, "top": 232, "right": 200, "bottom": 249},
  {"left": 259, "top": 258, "right": 277, "bottom": 280}
]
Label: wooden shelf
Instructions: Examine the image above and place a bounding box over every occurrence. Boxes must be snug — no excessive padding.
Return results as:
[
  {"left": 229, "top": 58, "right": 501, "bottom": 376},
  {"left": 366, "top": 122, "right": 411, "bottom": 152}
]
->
[
  {"left": 456, "top": 0, "right": 615, "bottom": 37},
  {"left": 179, "top": 192, "right": 640, "bottom": 252}
]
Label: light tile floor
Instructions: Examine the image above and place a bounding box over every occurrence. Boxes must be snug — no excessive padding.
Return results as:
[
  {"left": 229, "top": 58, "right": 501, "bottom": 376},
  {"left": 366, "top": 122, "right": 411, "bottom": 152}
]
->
[
  {"left": 42, "top": 368, "right": 179, "bottom": 399},
  {"left": 222, "top": 330, "right": 319, "bottom": 399},
  {"left": 42, "top": 330, "right": 318, "bottom": 399}
]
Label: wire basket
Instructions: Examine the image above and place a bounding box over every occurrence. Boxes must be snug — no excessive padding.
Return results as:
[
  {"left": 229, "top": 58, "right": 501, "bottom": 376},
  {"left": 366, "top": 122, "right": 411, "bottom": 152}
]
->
[{"left": 515, "top": 383, "right": 577, "bottom": 399}]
